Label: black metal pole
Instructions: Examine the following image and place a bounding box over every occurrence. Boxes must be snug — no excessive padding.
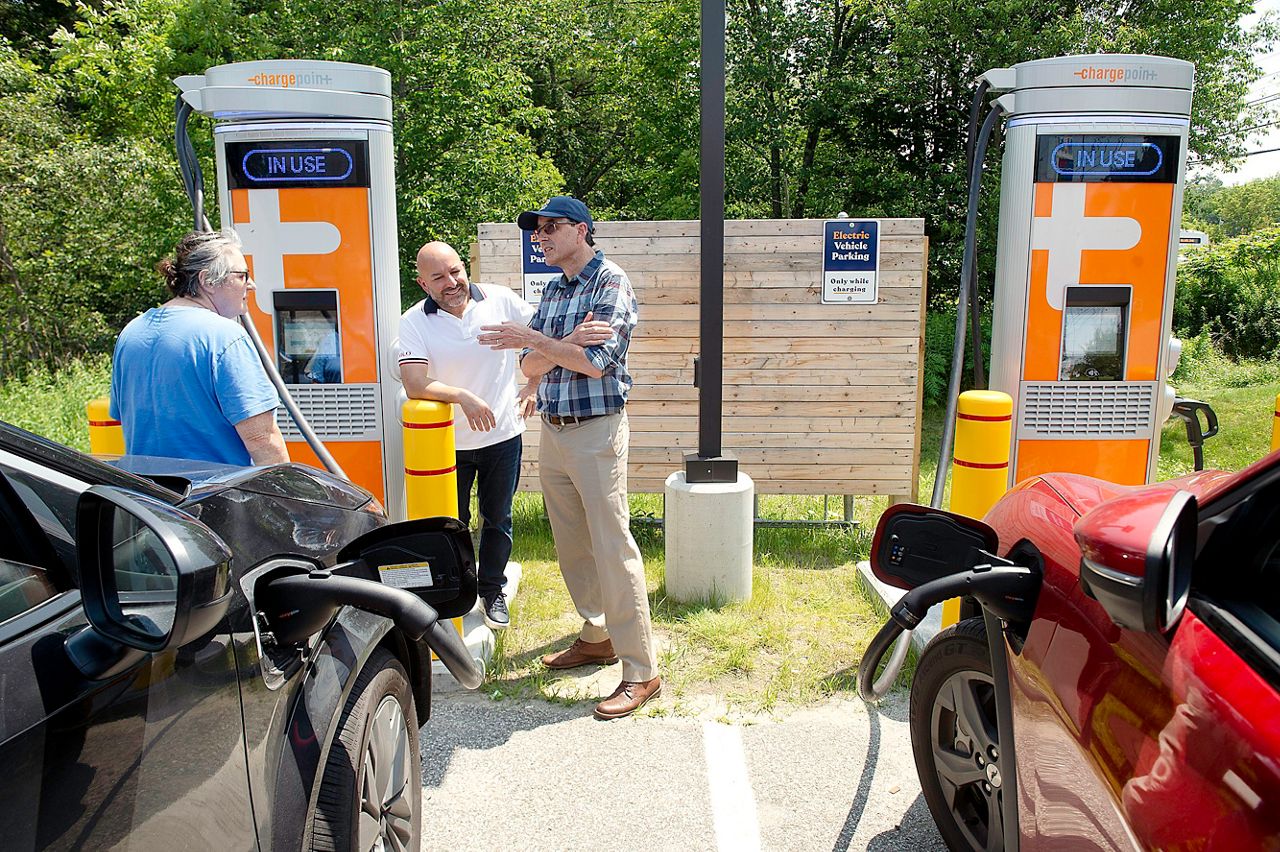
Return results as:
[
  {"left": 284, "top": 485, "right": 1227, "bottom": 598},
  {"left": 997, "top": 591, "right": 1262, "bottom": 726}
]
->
[{"left": 685, "top": 0, "right": 737, "bottom": 483}]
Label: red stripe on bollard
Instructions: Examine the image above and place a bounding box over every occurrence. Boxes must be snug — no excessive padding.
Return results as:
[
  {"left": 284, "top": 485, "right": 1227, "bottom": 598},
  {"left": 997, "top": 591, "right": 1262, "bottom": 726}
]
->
[
  {"left": 405, "top": 465, "right": 458, "bottom": 477},
  {"left": 403, "top": 420, "right": 455, "bottom": 429},
  {"left": 954, "top": 458, "right": 1009, "bottom": 470},
  {"left": 957, "top": 412, "right": 1013, "bottom": 422},
  {"left": 88, "top": 419, "right": 122, "bottom": 427}
]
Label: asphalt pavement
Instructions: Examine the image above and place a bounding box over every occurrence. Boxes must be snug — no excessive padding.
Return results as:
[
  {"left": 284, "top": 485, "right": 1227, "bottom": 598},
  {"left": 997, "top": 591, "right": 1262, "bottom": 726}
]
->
[{"left": 418, "top": 679, "right": 946, "bottom": 852}]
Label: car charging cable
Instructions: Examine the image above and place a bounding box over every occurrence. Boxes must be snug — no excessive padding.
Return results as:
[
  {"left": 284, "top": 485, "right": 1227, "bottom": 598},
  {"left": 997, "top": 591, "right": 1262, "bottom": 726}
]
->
[{"left": 857, "top": 560, "right": 1039, "bottom": 702}]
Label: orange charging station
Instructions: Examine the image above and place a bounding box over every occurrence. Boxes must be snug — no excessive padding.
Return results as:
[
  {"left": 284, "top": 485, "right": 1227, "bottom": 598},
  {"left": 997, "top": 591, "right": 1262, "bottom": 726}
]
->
[
  {"left": 985, "top": 56, "right": 1193, "bottom": 486},
  {"left": 177, "top": 61, "right": 406, "bottom": 517}
]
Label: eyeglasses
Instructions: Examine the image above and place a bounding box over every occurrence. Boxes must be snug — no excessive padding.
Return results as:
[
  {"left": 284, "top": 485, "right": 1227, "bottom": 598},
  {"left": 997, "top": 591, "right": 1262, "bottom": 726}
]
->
[
  {"left": 225, "top": 270, "right": 250, "bottom": 283},
  {"left": 533, "top": 219, "right": 576, "bottom": 239}
]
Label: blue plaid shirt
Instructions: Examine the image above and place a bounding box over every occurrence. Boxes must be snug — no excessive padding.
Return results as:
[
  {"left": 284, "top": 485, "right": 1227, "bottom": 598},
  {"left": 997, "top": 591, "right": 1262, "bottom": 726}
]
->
[{"left": 524, "top": 250, "right": 636, "bottom": 417}]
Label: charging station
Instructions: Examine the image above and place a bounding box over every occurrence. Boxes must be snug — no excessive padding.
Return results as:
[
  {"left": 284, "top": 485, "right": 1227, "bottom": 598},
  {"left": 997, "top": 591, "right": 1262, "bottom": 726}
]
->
[
  {"left": 984, "top": 55, "right": 1193, "bottom": 486},
  {"left": 176, "top": 61, "right": 405, "bottom": 516}
]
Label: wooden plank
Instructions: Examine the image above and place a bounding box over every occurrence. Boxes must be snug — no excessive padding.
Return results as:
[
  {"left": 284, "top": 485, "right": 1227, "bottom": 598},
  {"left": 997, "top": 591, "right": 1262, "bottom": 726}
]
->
[
  {"left": 474, "top": 249, "right": 925, "bottom": 275},
  {"left": 618, "top": 448, "right": 915, "bottom": 465},
  {"left": 630, "top": 286, "right": 923, "bottom": 306},
  {"left": 635, "top": 368, "right": 918, "bottom": 387},
  {"left": 476, "top": 234, "right": 925, "bottom": 256},
  {"left": 637, "top": 304, "right": 920, "bottom": 321},
  {"left": 632, "top": 352, "right": 921, "bottom": 370},
  {"left": 629, "top": 337, "right": 920, "bottom": 354},
  {"left": 635, "top": 320, "right": 923, "bottom": 339},
  {"left": 630, "top": 385, "right": 917, "bottom": 403},
  {"left": 624, "top": 415, "right": 921, "bottom": 433},
  {"left": 621, "top": 399, "right": 915, "bottom": 417},
  {"left": 525, "top": 430, "right": 919, "bottom": 449}
]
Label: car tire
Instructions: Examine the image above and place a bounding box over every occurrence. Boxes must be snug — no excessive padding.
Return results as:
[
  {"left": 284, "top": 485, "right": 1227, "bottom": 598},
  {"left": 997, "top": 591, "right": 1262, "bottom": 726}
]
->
[
  {"left": 910, "top": 617, "right": 1005, "bottom": 852},
  {"left": 310, "top": 649, "right": 422, "bottom": 852}
]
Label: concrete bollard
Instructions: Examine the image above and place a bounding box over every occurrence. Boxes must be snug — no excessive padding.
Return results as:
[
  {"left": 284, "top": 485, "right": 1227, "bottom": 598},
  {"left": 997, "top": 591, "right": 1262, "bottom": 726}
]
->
[
  {"left": 941, "top": 390, "right": 1013, "bottom": 629},
  {"left": 1272, "top": 393, "right": 1279, "bottom": 455},
  {"left": 663, "top": 470, "right": 755, "bottom": 604},
  {"left": 86, "top": 397, "right": 125, "bottom": 456},
  {"left": 402, "top": 399, "right": 459, "bottom": 519}
]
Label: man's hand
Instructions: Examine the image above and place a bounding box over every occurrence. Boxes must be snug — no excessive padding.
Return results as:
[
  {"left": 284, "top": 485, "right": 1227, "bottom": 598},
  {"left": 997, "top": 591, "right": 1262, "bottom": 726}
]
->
[
  {"left": 517, "top": 380, "right": 538, "bottom": 419},
  {"left": 478, "top": 321, "right": 540, "bottom": 351},
  {"left": 564, "top": 311, "right": 613, "bottom": 348},
  {"left": 457, "top": 390, "right": 497, "bottom": 432}
]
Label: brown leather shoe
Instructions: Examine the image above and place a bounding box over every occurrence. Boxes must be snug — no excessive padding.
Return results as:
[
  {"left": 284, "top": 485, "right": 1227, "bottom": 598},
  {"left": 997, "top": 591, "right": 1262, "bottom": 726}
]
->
[
  {"left": 541, "top": 638, "right": 618, "bottom": 670},
  {"left": 594, "top": 677, "right": 662, "bottom": 720}
]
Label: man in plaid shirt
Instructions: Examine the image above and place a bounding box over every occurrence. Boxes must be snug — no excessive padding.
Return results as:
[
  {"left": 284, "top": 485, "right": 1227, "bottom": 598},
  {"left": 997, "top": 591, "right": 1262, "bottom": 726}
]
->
[{"left": 479, "top": 196, "right": 660, "bottom": 719}]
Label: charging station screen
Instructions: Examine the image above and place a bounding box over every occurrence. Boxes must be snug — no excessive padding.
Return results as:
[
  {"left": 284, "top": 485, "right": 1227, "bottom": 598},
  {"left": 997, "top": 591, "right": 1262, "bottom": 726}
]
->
[
  {"left": 1060, "top": 287, "right": 1128, "bottom": 381},
  {"left": 1036, "top": 134, "right": 1180, "bottom": 183},
  {"left": 274, "top": 291, "right": 341, "bottom": 384},
  {"left": 226, "top": 140, "right": 370, "bottom": 189}
]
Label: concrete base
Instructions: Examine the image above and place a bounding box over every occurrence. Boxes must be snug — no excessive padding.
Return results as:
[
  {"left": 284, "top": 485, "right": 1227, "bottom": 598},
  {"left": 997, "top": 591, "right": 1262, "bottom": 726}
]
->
[
  {"left": 433, "top": 561, "right": 522, "bottom": 689},
  {"left": 663, "top": 471, "right": 754, "bottom": 604}
]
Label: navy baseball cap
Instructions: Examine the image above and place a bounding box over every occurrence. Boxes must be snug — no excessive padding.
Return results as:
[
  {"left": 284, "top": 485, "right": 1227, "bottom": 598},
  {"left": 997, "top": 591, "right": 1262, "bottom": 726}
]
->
[{"left": 517, "top": 196, "right": 594, "bottom": 231}]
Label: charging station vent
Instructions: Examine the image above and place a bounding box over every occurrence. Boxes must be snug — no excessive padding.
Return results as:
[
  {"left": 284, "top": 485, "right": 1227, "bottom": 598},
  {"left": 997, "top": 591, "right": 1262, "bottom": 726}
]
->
[
  {"left": 276, "top": 384, "right": 381, "bottom": 441},
  {"left": 1018, "top": 382, "right": 1157, "bottom": 440}
]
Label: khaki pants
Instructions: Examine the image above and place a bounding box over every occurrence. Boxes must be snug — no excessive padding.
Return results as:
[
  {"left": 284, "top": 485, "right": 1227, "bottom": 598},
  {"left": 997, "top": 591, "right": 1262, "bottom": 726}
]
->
[{"left": 539, "top": 410, "right": 657, "bottom": 682}]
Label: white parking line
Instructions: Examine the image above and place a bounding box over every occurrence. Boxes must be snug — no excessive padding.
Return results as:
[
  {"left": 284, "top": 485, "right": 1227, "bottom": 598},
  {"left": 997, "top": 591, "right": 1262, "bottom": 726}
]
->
[{"left": 703, "top": 722, "right": 762, "bottom": 852}]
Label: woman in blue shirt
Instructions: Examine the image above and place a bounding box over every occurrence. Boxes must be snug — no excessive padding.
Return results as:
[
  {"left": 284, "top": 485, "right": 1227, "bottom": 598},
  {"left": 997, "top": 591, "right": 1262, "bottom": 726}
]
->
[{"left": 110, "top": 230, "right": 288, "bottom": 466}]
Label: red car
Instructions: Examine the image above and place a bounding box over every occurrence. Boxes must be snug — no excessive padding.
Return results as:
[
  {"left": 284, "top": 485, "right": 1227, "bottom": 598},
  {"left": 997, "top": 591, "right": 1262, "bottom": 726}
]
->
[{"left": 861, "top": 450, "right": 1280, "bottom": 851}]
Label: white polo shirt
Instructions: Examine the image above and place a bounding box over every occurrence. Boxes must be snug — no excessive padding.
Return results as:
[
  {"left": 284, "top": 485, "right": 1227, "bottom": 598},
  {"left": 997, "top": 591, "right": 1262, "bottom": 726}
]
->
[{"left": 397, "top": 282, "right": 537, "bottom": 450}]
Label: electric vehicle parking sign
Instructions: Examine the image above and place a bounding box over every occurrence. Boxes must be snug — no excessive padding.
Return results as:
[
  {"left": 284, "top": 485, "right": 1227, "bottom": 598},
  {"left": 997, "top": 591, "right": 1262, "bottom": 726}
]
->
[
  {"left": 823, "top": 220, "right": 880, "bottom": 304},
  {"left": 521, "top": 231, "right": 562, "bottom": 305}
]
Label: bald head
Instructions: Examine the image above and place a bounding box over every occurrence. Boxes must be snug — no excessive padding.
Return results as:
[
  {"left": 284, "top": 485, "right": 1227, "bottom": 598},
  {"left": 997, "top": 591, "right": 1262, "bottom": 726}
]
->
[{"left": 414, "top": 241, "right": 471, "bottom": 316}]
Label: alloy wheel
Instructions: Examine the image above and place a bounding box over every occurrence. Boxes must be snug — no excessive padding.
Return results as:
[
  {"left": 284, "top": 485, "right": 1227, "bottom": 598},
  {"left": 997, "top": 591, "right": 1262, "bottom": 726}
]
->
[
  {"left": 930, "top": 670, "right": 1003, "bottom": 852},
  {"left": 358, "top": 695, "right": 415, "bottom": 852}
]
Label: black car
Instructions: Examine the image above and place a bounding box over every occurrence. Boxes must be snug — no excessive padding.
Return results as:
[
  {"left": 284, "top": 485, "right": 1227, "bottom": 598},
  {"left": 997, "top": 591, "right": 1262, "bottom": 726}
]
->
[{"left": 0, "top": 421, "right": 481, "bottom": 851}]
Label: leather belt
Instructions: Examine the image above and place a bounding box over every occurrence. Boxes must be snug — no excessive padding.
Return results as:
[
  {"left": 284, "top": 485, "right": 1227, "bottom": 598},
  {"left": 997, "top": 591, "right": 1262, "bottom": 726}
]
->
[{"left": 543, "top": 412, "right": 613, "bottom": 427}]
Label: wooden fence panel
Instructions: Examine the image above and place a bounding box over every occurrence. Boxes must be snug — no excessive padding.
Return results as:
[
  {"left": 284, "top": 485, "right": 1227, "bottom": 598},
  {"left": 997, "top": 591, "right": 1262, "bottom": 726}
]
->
[{"left": 473, "top": 219, "right": 926, "bottom": 499}]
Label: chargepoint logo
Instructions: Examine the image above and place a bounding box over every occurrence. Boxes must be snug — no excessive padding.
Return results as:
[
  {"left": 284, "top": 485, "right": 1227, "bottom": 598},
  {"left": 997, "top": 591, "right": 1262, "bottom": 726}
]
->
[
  {"left": 1074, "top": 65, "right": 1158, "bottom": 84},
  {"left": 246, "top": 71, "right": 334, "bottom": 89}
]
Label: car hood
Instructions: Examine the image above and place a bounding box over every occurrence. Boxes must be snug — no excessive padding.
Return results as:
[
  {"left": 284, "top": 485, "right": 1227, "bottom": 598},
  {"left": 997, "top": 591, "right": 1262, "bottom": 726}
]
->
[
  {"left": 1035, "top": 468, "right": 1239, "bottom": 518},
  {"left": 110, "top": 456, "right": 377, "bottom": 512}
]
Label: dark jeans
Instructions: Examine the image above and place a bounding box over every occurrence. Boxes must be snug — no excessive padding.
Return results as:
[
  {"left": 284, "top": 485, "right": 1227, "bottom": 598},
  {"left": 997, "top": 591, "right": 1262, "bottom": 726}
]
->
[{"left": 455, "top": 434, "right": 522, "bottom": 598}]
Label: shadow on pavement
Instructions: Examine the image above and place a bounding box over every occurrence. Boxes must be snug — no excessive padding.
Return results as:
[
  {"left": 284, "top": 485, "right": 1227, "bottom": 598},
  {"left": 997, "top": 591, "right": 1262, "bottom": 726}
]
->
[
  {"left": 419, "top": 690, "right": 592, "bottom": 788},
  {"left": 831, "top": 699, "right": 882, "bottom": 851}
]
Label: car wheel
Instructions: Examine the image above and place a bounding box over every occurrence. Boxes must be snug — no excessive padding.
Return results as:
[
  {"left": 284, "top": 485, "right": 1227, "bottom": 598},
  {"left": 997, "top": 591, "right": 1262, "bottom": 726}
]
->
[
  {"left": 910, "top": 617, "right": 1005, "bottom": 852},
  {"left": 310, "top": 649, "right": 422, "bottom": 852}
]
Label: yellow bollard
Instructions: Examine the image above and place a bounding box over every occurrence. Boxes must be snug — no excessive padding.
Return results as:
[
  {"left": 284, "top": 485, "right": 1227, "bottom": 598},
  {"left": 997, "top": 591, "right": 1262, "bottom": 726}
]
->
[
  {"left": 401, "top": 398, "right": 464, "bottom": 652},
  {"left": 1272, "top": 393, "right": 1279, "bottom": 455},
  {"left": 942, "top": 390, "right": 1013, "bottom": 628},
  {"left": 86, "top": 397, "right": 125, "bottom": 456},
  {"left": 402, "top": 399, "right": 460, "bottom": 519}
]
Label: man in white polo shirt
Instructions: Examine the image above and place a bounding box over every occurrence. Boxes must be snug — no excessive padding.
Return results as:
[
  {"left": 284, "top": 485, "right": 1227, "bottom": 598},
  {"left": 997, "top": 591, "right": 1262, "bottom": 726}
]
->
[{"left": 396, "top": 241, "right": 540, "bottom": 629}]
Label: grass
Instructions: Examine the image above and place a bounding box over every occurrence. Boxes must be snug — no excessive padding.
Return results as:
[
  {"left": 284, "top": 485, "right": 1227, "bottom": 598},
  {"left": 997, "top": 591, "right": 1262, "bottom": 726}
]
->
[
  {"left": 0, "top": 356, "right": 110, "bottom": 452},
  {"left": 4, "top": 352, "right": 1278, "bottom": 716},
  {"left": 486, "top": 492, "right": 886, "bottom": 717}
]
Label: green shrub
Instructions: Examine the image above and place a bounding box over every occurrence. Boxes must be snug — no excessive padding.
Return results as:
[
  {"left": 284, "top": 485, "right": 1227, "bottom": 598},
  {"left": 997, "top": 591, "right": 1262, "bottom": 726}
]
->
[
  {"left": 1172, "top": 331, "right": 1280, "bottom": 389},
  {"left": 1174, "top": 226, "right": 1280, "bottom": 359},
  {"left": 0, "top": 355, "right": 112, "bottom": 452},
  {"left": 923, "top": 304, "right": 991, "bottom": 407}
]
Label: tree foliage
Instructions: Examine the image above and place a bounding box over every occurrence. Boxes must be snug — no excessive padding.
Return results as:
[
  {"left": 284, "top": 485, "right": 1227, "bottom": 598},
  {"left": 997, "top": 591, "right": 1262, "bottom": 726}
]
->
[
  {"left": 0, "top": 0, "right": 1273, "bottom": 378},
  {"left": 1184, "top": 174, "right": 1280, "bottom": 240}
]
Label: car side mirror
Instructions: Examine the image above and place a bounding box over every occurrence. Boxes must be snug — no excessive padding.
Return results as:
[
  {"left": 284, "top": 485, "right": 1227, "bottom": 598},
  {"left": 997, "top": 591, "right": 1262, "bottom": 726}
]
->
[
  {"left": 1076, "top": 488, "right": 1196, "bottom": 633},
  {"left": 870, "top": 503, "right": 1000, "bottom": 591},
  {"left": 66, "top": 486, "right": 234, "bottom": 679}
]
